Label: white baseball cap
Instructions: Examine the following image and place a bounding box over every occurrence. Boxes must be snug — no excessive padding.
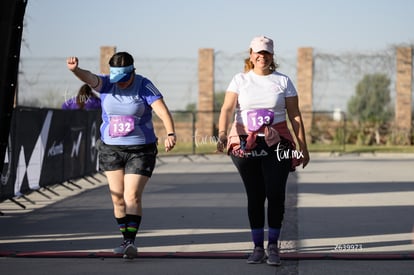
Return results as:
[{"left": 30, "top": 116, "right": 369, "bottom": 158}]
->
[{"left": 250, "top": 36, "right": 274, "bottom": 54}]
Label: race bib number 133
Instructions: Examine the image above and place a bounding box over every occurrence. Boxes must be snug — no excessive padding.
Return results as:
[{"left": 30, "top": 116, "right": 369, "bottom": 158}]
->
[{"left": 247, "top": 109, "right": 274, "bottom": 132}]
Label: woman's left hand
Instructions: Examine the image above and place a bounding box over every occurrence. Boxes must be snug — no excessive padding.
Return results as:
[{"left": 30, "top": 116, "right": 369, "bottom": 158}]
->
[
  {"left": 165, "top": 135, "right": 176, "bottom": 152},
  {"left": 301, "top": 149, "right": 310, "bottom": 168}
]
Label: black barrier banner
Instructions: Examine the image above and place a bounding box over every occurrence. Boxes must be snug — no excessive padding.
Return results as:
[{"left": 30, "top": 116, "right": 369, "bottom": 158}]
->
[
  {"left": 40, "top": 110, "right": 65, "bottom": 187},
  {"left": 0, "top": 106, "right": 101, "bottom": 202},
  {"left": 63, "top": 110, "right": 87, "bottom": 181},
  {"left": 0, "top": 111, "right": 17, "bottom": 201},
  {"left": 13, "top": 107, "right": 52, "bottom": 196},
  {"left": 85, "top": 111, "right": 100, "bottom": 175}
]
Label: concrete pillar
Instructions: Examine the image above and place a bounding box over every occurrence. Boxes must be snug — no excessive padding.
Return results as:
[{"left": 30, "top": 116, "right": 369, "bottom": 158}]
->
[
  {"left": 197, "top": 48, "right": 215, "bottom": 138},
  {"left": 100, "top": 46, "right": 116, "bottom": 74},
  {"left": 395, "top": 47, "right": 412, "bottom": 144},
  {"left": 296, "top": 47, "right": 314, "bottom": 143}
]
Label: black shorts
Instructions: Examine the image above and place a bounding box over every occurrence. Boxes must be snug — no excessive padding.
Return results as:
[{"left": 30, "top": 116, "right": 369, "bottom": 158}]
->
[{"left": 97, "top": 140, "right": 158, "bottom": 177}]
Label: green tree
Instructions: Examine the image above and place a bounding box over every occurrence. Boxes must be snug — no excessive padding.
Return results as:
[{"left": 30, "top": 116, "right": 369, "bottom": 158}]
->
[
  {"left": 185, "top": 102, "right": 196, "bottom": 112},
  {"left": 347, "top": 73, "right": 393, "bottom": 144}
]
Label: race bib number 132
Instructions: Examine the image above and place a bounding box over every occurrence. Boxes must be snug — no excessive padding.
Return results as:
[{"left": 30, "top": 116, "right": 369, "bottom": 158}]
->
[{"left": 109, "top": 115, "right": 135, "bottom": 137}]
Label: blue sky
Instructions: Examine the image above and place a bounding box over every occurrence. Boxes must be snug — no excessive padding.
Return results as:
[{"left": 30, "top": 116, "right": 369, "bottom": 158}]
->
[
  {"left": 21, "top": 0, "right": 414, "bottom": 58},
  {"left": 17, "top": 0, "right": 414, "bottom": 111}
]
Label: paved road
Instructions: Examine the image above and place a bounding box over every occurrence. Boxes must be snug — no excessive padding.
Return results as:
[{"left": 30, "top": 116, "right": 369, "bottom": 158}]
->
[{"left": 1, "top": 153, "right": 413, "bottom": 274}]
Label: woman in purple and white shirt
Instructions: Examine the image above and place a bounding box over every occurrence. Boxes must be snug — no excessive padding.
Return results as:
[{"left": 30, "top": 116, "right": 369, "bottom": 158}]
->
[{"left": 67, "top": 52, "right": 176, "bottom": 259}]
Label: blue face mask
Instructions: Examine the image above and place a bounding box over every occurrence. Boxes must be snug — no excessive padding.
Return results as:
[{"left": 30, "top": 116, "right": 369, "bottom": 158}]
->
[{"left": 109, "top": 65, "right": 134, "bottom": 83}]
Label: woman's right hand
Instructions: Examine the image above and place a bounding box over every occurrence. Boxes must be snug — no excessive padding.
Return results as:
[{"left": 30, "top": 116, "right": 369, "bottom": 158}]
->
[
  {"left": 66, "top": 56, "right": 79, "bottom": 71},
  {"left": 216, "top": 133, "right": 227, "bottom": 153}
]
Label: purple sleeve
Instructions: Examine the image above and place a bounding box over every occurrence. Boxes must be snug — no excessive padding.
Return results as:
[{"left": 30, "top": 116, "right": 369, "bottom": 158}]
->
[{"left": 141, "top": 78, "right": 163, "bottom": 105}]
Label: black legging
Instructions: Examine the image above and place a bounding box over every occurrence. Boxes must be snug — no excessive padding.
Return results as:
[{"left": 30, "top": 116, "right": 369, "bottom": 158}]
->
[{"left": 231, "top": 141, "right": 291, "bottom": 229}]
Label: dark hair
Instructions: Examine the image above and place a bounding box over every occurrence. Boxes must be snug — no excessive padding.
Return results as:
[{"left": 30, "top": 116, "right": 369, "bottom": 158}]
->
[
  {"left": 109, "top": 52, "right": 134, "bottom": 67},
  {"left": 76, "top": 84, "right": 98, "bottom": 109}
]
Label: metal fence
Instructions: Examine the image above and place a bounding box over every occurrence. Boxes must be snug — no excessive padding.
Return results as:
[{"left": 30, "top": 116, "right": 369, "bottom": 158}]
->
[{"left": 153, "top": 110, "right": 351, "bottom": 156}]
